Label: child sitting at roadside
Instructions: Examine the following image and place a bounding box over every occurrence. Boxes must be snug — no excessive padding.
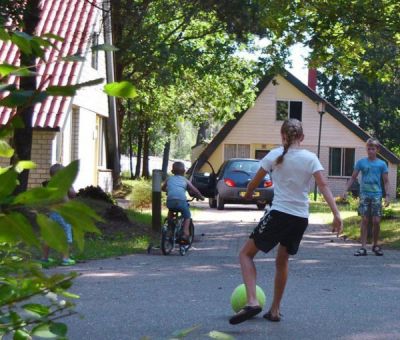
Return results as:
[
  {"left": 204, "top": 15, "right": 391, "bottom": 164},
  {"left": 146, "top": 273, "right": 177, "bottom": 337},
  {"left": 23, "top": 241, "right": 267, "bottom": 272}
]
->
[
  {"left": 162, "top": 161, "right": 204, "bottom": 244},
  {"left": 41, "top": 163, "right": 76, "bottom": 266}
]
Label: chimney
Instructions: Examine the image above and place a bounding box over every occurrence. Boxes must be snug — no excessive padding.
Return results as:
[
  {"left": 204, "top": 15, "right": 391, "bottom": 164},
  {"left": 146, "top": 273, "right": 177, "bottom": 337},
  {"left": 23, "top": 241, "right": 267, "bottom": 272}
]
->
[{"left": 308, "top": 68, "right": 317, "bottom": 91}]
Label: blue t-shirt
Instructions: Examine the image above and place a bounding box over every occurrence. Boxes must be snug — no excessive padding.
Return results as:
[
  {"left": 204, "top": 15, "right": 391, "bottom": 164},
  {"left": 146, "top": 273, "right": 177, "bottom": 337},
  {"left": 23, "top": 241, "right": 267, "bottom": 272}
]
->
[
  {"left": 355, "top": 158, "right": 388, "bottom": 198},
  {"left": 166, "top": 175, "right": 188, "bottom": 201}
]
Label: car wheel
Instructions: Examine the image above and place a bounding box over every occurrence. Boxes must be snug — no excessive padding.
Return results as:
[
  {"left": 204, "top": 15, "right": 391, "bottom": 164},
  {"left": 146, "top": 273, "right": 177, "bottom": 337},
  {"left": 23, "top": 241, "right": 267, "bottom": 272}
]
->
[
  {"left": 209, "top": 197, "right": 217, "bottom": 208},
  {"left": 216, "top": 193, "right": 224, "bottom": 210},
  {"left": 256, "top": 203, "right": 266, "bottom": 210}
]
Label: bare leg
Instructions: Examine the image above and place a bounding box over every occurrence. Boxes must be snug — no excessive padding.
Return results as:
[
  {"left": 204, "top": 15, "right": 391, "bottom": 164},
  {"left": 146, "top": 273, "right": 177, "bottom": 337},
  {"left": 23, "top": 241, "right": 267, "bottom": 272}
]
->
[
  {"left": 360, "top": 216, "right": 369, "bottom": 248},
  {"left": 268, "top": 244, "right": 289, "bottom": 318},
  {"left": 372, "top": 216, "right": 381, "bottom": 247},
  {"left": 183, "top": 218, "right": 190, "bottom": 237},
  {"left": 239, "top": 239, "right": 260, "bottom": 306}
]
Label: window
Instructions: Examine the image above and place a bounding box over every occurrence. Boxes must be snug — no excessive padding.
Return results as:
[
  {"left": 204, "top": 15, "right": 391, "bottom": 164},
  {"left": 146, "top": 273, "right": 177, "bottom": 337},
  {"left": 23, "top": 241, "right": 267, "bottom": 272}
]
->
[
  {"left": 224, "top": 144, "right": 250, "bottom": 160},
  {"left": 276, "top": 100, "right": 303, "bottom": 121},
  {"left": 91, "top": 33, "right": 99, "bottom": 69},
  {"left": 329, "top": 148, "right": 355, "bottom": 176}
]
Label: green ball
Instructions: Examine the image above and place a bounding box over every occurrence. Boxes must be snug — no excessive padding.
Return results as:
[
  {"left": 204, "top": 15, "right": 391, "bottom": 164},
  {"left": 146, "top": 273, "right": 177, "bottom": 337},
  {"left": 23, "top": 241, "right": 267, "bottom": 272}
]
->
[{"left": 230, "top": 284, "right": 266, "bottom": 312}]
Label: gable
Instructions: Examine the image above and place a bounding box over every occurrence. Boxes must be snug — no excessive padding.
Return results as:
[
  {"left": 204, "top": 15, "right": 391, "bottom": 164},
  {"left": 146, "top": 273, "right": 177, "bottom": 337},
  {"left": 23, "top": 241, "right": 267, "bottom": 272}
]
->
[{"left": 190, "top": 71, "right": 400, "bottom": 173}]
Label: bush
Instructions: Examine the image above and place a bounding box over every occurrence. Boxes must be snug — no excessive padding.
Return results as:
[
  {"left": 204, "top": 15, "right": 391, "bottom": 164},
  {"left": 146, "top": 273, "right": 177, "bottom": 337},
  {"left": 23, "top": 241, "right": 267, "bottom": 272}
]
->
[
  {"left": 77, "top": 185, "right": 115, "bottom": 205},
  {"left": 130, "top": 179, "right": 153, "bottom": 210}
]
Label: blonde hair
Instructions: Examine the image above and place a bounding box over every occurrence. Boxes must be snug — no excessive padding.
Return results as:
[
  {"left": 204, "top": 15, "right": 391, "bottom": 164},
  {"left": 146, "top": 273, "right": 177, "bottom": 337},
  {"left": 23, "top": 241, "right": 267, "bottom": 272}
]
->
[
  {"left": 276, "top": 119, "right": 304, "bottom": 165},
  {"left": 366, "top": 138, "right": 380, "bottom": 148}
]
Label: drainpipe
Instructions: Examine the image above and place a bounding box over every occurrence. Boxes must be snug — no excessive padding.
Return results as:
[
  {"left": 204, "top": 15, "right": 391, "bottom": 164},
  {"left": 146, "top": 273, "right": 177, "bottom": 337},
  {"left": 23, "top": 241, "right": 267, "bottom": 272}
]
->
[{"left": 102, "top": 0, "right": 121, "bottom": 188}]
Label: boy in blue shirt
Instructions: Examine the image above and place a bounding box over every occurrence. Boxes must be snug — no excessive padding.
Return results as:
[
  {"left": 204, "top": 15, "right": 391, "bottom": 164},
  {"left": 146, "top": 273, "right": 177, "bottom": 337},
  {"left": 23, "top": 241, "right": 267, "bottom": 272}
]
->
[
  {"left": 344, "top": 138, "right": 390, "bottom": 256},
  {"left": 162, "top": 162, "right": 204, "bottom": 244}
]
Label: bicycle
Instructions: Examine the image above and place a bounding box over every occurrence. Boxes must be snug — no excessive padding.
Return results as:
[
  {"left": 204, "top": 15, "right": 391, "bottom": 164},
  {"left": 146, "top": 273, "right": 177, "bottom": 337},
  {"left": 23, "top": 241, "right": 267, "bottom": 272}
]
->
[{"left": 161, "top": 198, "right": 195, "bottom": 256}]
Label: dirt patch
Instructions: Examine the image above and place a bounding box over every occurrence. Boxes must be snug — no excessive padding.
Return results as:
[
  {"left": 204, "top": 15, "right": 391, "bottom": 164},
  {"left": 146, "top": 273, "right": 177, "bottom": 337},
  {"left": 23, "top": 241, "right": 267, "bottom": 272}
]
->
[{"left": 78, "top": 197, "right": 158, "bottom": 241}]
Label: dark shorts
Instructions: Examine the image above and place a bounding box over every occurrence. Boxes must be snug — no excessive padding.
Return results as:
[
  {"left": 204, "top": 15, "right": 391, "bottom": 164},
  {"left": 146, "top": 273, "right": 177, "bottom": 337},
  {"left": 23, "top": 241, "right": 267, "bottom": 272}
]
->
[
  {"left": 250, "top": 210, "right": 308, "bottom": 255},
  {"left": 358, "top": 195, "right": 382, "bottom": 217}
]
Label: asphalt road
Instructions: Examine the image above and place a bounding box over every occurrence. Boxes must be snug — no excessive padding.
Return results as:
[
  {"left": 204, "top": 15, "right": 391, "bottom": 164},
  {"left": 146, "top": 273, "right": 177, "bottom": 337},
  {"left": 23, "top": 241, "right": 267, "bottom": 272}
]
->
[{"left": 58, "top": 202, "right": 400, "bottom": 340}]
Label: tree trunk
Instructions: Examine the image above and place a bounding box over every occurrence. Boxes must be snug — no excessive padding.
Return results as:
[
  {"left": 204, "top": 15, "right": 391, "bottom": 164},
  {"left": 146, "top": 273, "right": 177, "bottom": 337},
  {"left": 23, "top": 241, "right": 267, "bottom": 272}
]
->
[
  {"left": 162, "top": 139, "right": 170, "bottom": 178},
  {"left": 142, "top": 121, "right": 150, "bottom": 178},
  {"left": 135, "top": 123, "right": 143, "bottom": 178},
  {"left": 12, "top": 0, "right": 40, "bottom": 194},
  {"left": 196, "top": 122, "right": 208, "bottom": 145}
]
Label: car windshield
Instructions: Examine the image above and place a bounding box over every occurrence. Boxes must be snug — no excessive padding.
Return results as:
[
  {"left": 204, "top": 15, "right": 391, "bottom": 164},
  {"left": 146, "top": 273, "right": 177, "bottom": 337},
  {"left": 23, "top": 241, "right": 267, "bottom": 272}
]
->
[{"left": 226, "top": 160, "right": 260, "bottom": 174}]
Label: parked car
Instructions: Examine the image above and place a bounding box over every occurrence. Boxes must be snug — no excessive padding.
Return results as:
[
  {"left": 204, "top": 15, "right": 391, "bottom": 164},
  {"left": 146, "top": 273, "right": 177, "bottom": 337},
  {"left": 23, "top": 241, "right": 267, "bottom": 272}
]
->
[{"left": 190, "top": 158, "right": 274, "bottom": 210}]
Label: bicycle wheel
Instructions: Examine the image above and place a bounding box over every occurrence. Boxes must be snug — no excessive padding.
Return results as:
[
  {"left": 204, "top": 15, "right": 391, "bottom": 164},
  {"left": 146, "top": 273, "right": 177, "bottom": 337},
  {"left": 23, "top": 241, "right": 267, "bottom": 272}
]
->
[{"left": 161, "top": 221, "right": 174, "bottom": 255}]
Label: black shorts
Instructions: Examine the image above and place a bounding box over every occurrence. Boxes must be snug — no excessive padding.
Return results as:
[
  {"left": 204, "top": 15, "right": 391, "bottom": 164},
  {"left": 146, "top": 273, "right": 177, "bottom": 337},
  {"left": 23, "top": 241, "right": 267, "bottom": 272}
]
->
[{"left": 250, "top": 210, "right": 308, "bottom": 255}]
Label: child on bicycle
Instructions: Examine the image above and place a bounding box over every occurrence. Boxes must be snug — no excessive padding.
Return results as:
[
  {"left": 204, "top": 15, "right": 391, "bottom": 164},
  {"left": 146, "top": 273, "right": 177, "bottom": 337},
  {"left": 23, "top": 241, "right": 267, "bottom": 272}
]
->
[{"left": 162, "top": 161, "right": 204, "bottom": 244}]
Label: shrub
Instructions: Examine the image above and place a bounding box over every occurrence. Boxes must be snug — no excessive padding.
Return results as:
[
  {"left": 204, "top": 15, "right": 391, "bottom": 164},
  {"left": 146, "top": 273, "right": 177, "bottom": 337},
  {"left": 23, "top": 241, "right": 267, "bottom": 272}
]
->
[
  {"left": 130, "top": 179, "right": 153, "bottom": 210},
  {"left": 78, "top": 185, "right": 115, "bottom": 205}
]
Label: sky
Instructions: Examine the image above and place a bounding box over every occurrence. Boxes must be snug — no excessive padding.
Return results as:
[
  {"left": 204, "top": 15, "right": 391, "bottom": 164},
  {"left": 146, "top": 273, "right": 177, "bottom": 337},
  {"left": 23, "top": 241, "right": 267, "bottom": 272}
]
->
[{"left": 287, "top": 43, "right": 310, "bottom": 85}]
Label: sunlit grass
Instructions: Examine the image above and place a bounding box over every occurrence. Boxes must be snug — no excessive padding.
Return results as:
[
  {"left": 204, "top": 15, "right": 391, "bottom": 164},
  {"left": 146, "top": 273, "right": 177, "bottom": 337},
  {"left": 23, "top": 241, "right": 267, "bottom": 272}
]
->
[{"left": 310, "top": 198, "right": 400, "bottom": 249}]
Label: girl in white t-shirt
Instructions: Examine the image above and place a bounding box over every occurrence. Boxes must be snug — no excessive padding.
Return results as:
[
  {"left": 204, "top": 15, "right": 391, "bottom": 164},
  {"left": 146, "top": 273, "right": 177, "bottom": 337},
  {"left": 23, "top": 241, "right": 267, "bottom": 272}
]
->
[{"left": 229, "top": 119, "right": 343, "bottom": 325}]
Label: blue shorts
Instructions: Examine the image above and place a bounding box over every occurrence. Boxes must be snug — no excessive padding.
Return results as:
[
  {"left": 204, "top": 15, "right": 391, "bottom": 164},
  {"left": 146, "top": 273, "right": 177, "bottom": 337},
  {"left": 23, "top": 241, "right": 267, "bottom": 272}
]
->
[
  {"left": 358, "top": 195, "right": 382, "bottom": 217},
  {"left": 49, "top": 212, "right": 73, "bottom": 243},
  {"left": 166, "top": 199, "right": 191, "bottom": 219}
]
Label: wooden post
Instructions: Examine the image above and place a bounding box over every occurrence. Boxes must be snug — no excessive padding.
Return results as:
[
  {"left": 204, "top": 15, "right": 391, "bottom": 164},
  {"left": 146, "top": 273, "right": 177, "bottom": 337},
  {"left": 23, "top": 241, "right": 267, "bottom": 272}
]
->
[{"left": 152, "top": 170, "right": 163, "bottom": 232}]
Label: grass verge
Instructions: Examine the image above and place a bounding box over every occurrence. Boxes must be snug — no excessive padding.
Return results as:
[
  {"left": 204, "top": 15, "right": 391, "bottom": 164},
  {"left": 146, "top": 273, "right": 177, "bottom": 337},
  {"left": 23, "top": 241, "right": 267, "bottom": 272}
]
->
[{"left": 309, "top": 199, "right": 400, "bottom": 249}]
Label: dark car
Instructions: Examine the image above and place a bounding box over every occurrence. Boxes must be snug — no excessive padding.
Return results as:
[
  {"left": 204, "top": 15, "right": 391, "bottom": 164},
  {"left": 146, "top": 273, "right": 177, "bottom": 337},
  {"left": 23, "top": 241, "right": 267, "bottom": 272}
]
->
[{"left": 190, "top": 158, "right": 274, "bottom": 210}]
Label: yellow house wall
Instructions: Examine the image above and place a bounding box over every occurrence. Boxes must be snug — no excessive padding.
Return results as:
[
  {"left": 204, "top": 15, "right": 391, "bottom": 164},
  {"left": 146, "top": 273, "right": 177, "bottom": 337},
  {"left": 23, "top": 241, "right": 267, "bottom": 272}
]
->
[{"left": 196, "top": 75, "right": 398, "bottom": 197}]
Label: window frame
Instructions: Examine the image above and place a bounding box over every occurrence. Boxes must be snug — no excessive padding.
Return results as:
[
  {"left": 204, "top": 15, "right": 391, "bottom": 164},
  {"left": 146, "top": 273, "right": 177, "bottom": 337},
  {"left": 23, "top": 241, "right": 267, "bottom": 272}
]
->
[
  {"left": 329, "top": 147, "right": 355, "bottom": 177},
  {"left": 276, "top": 100, "right": 303, "bottom": 121}
]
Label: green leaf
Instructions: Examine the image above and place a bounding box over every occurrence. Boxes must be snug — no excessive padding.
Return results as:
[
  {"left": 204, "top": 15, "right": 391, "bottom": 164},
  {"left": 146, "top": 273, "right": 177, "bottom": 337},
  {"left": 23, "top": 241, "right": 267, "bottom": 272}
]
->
[
  {"left": 0, "top": 140, "right": 14, "bottom": 158},
  {"left": 104, "top": 81, "right": 137, "bottom": 98},
  {"left": 0, "top": 216, "right": 20, "bottom": 244},
  {"left": 56, "top": 204, "right": 101, "bottom": 234},
  {"left": 62, "top": 55, "right": 85, "bottom": 62},
  {"left": 31, "top": 323, "right": 58, "bottom": 338},
  {"left": 49, "top": 323, "right": 67, "bottom": 337},
  {"left": 12, "top": 187, "right": 62, "bottom": 206},
  {"left": 171, "top": 325, "right": 200, "bottom": 338},
  {"left": 0, "top": 284, "right": 14, "bottom": 302},
  {"left": 11, "top": 31, "right": 33, "bottom": 55},
  {"left": 0, "top": 83, "right": 17, "bottom": 92},
  {"left": 0, "top": 168, "right": 18, "bottom": 199},
  {"left": 15, "top": 161, "right": 36, "bottom": 173},
  {"left": 0, "top": 90, "right": 47, "bottom": 108},
  {"left": 36, "top": 214, "right": 68, "bottom": 253},
  {"left": 91, "top": 43, "right": 119, "bottom": 52},
  {"left": 41, "top": 33, "right": 64, "bottom": 42},
  {"left": 0, "top": 64, "right": 19, "bottom": 77},
  {"left": 0, "top": 27, "right": 9, "bottom": 41},
  {"left": 47, "top": 160, "right": 79, "bottom": 195},
  {"left": 13, "top": 329, "right": 31, "bottom": 340},
  {"left": 22, "top": 304, "right": 50, "bottom": 318},
  {"left": 2, "top": 212, "right": 41, "bottom": 248},
  {"left": 60, "top": 291, "right": 80, "bottom": 299},
  {"left": 46, "top": 85, "right": 77, "bottom": 96},
  {"left": 208, "top": 331, "right": 235, "bottom": 340}
]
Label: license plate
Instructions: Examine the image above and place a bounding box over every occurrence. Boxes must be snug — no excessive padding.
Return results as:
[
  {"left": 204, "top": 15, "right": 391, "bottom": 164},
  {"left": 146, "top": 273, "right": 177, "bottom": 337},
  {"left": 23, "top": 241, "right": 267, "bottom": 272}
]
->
[{"left": 240, "top": 191, "right": 260, "bottom": 197}]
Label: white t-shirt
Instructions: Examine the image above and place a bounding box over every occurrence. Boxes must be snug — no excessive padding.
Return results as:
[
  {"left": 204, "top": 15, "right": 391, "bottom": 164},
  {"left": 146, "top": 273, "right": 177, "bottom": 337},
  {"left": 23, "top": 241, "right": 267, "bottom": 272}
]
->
[{"left": 260, "top": 146, "right": 323, "bottom": 218}]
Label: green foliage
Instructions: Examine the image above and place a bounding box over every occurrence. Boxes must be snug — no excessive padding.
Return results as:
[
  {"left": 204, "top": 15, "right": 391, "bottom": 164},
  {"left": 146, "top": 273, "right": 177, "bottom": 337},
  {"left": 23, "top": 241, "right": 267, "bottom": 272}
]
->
[
  {"left": 0, "top": 26, "right": 135, "bottom": 339},
  {"left": 129, "top": 179, "right": 153, "bottom": 210}
]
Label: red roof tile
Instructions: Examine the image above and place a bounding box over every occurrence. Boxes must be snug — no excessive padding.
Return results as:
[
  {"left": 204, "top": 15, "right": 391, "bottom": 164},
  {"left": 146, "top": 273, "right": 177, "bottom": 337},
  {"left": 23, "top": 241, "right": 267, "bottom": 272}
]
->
[{"left": 0, "top": 0, "right": 98, "bottom": 128}]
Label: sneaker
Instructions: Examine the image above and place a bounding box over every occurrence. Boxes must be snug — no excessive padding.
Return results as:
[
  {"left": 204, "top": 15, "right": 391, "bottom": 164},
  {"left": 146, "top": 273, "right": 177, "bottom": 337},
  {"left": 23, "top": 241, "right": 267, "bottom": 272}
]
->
[
  {"left": 39, "top": 257, "right": 56, "bottom": 264},
  {"left": 61, "top": 258, "right": 76, "bottom": 266}
]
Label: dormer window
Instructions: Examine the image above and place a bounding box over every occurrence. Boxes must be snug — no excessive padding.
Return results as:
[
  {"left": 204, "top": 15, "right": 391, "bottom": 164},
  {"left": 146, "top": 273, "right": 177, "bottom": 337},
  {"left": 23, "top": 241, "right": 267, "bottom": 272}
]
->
[{"left": 276, "top": 100, "right": 302, "bottom": 121}]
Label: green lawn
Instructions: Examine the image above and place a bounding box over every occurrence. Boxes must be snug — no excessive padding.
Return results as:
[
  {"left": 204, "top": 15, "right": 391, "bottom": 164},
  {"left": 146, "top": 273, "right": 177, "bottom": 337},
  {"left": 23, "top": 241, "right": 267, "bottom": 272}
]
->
[{"left": 309, "top": 198, "right": 400, "bottom": 249}]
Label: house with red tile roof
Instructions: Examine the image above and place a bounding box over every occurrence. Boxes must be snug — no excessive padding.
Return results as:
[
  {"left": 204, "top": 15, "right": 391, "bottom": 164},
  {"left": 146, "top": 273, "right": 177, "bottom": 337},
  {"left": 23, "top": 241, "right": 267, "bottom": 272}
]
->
[{"left": 0, "top": 0, "right": 119, "bottom": 192}]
